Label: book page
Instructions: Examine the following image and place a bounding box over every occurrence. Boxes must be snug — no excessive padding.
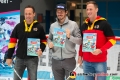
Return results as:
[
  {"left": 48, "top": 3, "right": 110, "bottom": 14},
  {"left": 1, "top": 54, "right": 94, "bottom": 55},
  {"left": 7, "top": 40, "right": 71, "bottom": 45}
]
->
[
  {"left": 53, "top": 28, "right": 66, "bottom": 48},
  {"left": 27, "top": 38, "right": 40, "bottom": 56},
  {"left": 82, "top": 33, "right": 97, "bottom": 52}
]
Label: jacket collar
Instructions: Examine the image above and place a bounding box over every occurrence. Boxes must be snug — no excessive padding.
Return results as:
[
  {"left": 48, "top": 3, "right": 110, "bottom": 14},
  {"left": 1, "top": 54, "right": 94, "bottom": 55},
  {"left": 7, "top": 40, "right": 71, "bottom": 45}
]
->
[{"left": 85, "top": 16, "right": 106, "bottom": 24}]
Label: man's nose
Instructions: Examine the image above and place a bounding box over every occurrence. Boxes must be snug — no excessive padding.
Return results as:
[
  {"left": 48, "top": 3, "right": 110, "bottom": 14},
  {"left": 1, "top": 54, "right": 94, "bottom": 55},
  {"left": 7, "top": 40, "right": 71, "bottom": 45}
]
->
[{"left": 87, "top": 10, "right": 91, "bottom": 12}]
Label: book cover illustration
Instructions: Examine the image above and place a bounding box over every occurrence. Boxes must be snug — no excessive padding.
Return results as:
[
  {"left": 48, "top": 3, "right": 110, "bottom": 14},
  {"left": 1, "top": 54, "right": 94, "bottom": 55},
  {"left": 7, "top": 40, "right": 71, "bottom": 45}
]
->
[
  {"left": 53, "top": 28, "right": 66, "bottom": 48},
  {"left": 27, "top": 38, "right": 40, "bottom": 56},
  {"left": 82, "top": 33, "right": 97, "bottom": 52}
]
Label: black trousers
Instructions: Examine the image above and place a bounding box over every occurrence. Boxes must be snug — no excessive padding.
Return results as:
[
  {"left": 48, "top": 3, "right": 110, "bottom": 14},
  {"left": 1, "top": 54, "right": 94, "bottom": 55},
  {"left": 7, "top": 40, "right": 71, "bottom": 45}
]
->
[{"left": 52, "top": 57, "right": 76, "bottom": 80}]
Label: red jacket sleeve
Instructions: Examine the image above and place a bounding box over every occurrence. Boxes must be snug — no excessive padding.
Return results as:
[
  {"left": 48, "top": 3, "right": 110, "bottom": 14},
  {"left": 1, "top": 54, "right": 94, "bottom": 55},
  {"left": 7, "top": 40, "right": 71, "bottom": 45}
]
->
[
  {"left": 79, "top": 44, "right": 83, "bottom": 57},
  {"left": 100, "top": 37, "right": 116, "bottom": 52}
]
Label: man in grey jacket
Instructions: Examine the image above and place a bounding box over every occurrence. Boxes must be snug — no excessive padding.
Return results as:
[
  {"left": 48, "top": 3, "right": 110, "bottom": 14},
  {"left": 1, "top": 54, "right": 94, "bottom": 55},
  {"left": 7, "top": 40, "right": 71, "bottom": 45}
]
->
[{"left": 48, "top": 3, "right": 82, "bottom": 80}]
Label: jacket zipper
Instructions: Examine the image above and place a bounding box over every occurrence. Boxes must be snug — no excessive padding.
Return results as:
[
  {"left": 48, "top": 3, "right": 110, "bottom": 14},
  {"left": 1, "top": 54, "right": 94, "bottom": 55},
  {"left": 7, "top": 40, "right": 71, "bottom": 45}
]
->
[
  {"left": 60, "top": 25, "right": 63, "bottom": 60},
  {"left": 23, "top": 31, "right": 28, "bottom": 58}
]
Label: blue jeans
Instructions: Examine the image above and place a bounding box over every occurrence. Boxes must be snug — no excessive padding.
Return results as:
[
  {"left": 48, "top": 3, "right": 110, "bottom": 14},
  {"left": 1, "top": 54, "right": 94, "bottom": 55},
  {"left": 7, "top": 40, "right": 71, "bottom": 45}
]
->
[
  {"left": 14, "top": 57, "right": 38, "bottom": 80},
  {"left": 83, "top": 60, "right": 107, "bottom": 80}
]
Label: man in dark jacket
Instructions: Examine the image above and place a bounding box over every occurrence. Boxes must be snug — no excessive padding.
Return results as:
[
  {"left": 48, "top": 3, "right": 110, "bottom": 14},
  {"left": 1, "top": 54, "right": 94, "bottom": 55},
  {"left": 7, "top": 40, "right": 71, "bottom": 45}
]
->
[{"left": 6, "top": 5, "right": 47, "bottom": 80}]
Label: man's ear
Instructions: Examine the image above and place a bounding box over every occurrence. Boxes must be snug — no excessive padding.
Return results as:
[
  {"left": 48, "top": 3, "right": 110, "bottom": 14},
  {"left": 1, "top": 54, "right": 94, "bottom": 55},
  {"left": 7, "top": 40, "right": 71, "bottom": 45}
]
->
[
  {"left": 66, "top": 11, "right": 68, "bottom": 15},
  {"left": 96, "top": 8, "right": 98, "bottom": 13},
  {"left": 34, "top": 12, "right": 36, "bottom": 17}
]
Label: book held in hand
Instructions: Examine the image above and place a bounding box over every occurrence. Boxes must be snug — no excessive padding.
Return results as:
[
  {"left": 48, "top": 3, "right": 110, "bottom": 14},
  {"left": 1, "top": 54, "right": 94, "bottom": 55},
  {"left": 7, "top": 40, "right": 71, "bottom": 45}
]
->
[
  {"left": 53, "top": 28, "right": 66, "bottom": 48},
  {"left": 82, "top": 33, "right": 97, "bottom": 52},
  {"left": 27, "top": 38, "right": 40, "bottom": 56}
]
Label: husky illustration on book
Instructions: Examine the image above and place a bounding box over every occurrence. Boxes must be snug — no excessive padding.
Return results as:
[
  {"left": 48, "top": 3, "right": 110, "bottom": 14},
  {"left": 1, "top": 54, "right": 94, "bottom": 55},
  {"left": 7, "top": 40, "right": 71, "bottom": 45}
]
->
[
  {"left": 27, "top": 38, "right": 40, "bottom": 56},
  {"left": 60, "top": 38, "right": 65, "bottom": 46},
  {"left": 82, "top": 33, "right": 97, "bottom": 52},
  {"left": 53, "top": 28, "right": 66, "bottom": 48}
]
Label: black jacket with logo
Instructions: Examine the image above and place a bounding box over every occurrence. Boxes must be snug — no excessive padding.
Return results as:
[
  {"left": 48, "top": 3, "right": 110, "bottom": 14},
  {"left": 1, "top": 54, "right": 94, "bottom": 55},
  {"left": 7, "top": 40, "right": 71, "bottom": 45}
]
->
[{"left": 7, "top": 21, "right": 47, "bottom": 59}]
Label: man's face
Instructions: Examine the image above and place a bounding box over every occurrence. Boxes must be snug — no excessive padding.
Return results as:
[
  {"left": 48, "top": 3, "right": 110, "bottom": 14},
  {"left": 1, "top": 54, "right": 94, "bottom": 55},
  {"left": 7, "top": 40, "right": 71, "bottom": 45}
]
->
[
  {"left": 56, "top": 9, "right": 67, "bottom": 20},
  {"left": 24, "top": 8, "right": 35, "bottom": 24},
  {"left": 86, "top": 4, "right": 98, "bottom": 19}
]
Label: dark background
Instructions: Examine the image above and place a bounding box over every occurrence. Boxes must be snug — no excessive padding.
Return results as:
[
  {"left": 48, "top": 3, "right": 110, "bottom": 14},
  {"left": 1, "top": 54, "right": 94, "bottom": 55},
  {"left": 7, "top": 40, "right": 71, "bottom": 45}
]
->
[{"left": 0, "top": 0, "right": 20, "bottom": 12}]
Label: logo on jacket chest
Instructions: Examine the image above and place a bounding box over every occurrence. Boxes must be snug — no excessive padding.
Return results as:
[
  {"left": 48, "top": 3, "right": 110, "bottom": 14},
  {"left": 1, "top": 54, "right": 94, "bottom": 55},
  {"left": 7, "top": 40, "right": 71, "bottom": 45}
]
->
[
  {"left": 94, "top": 25, "right": 100, "bottom": 29},
  {"left": 33, "top": 28, "right": 38, "bottom": 31}
]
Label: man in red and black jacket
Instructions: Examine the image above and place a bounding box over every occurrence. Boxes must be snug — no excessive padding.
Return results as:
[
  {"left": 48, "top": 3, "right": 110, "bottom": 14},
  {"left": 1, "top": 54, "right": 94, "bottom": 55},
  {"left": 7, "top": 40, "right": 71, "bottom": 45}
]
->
[
  {"left": 78, "top": 1, "right": 116, "bottom": 80},
  {"left": 6, "top": 5, "right": 47, "bottom": 80}
]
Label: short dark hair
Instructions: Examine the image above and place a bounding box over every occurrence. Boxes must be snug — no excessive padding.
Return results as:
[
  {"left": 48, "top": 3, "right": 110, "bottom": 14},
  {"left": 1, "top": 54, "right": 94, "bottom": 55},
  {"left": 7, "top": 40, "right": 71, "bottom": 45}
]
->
[
  {"left": 86, "top": 1, "right": 98, "bottom": 8},
  {"left": 24, "top": 5, "right": 35, "bottom": 13}
]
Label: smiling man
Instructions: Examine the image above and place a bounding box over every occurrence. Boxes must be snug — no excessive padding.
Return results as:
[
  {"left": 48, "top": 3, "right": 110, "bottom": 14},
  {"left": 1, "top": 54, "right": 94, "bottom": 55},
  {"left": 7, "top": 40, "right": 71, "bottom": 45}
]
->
[
  {"left": 78, "top": 1, "right": 116, "bottom": 80},
  {"left": 48, "top": 3, "right": 82, "bottom": 80},
  {"left": 6, "top": 5, "right": 47, "bottom": 80}
]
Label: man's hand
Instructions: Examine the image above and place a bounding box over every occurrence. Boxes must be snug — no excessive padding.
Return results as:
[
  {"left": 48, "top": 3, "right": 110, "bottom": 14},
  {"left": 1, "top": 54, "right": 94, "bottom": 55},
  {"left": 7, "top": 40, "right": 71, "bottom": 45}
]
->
[
  {"left": 48, "top": 42, "right": 54, "bottom": 48},
  {"left": 77, "top": 56, "right": 83, "bottom": 66},
  {"left": 36, "top": 49, "right": 42, "bottom": 57},
  {"left": 66, "top": 28, "right": 70, "bottom": 39},
  {"left": 6, "top": 59, "right": 12, "bottom": 66},
  {"left": 92, "top": 49, "right": 102, "bottom": 55}
]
